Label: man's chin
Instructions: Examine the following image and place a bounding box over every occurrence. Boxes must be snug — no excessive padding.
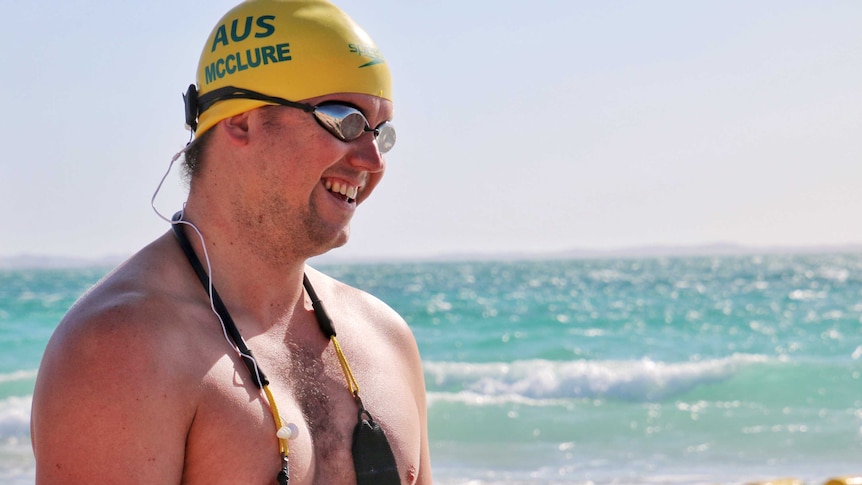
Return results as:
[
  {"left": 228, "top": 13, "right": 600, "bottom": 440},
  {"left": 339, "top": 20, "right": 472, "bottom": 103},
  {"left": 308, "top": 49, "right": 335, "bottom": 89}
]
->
[{"left": 310, "top": 229, "right": 350, "bottom": 258}]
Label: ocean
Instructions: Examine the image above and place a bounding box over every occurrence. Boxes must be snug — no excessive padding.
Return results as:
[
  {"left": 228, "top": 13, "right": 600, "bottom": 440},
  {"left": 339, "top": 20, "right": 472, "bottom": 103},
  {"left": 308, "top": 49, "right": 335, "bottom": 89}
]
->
[{"left": 1, "top": 254, "right": 861, "bottom": 484}]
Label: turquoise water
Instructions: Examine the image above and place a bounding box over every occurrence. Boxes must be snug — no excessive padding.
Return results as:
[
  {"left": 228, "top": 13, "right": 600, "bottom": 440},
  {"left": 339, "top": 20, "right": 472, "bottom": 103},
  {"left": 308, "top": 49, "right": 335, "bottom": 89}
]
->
[{"left": 2, "top": 254, "right": 861, "bottom": 484}]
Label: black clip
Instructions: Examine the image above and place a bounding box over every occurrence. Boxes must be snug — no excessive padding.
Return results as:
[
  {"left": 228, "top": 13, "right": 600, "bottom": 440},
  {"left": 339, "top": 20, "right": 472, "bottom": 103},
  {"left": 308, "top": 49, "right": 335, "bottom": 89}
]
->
[
  {"left": 183, "top": 84, "right": 199, "bottom": 132},
  {"left": 277, "top": 454, "right": 289, "bottom": 484}
]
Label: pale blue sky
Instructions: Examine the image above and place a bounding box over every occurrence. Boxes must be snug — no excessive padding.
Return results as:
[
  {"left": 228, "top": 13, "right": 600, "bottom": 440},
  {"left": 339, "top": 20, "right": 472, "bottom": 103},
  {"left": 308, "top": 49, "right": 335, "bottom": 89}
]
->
[{"left": 2, "top": 0, "right": 860, "bottom": 261}]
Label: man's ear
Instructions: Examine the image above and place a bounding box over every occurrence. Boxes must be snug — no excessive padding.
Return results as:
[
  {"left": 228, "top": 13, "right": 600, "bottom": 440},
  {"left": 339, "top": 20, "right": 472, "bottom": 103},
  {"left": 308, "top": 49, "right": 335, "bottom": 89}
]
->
[{"left": 218, "top": 111, "right": 251, "bottom": 146}]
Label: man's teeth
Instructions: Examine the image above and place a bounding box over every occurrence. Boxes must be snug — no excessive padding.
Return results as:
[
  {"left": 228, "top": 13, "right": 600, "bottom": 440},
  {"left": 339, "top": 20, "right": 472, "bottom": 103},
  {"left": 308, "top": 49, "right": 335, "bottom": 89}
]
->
[{"left": 324, "top": 180, "right": 359, "bottom": 200}]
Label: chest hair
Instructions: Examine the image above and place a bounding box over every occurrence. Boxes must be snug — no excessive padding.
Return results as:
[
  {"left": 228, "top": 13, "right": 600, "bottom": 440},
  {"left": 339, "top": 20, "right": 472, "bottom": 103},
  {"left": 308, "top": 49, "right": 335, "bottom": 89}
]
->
[{"left": 285, "top": 340, "right": 354, "bottom": 464}]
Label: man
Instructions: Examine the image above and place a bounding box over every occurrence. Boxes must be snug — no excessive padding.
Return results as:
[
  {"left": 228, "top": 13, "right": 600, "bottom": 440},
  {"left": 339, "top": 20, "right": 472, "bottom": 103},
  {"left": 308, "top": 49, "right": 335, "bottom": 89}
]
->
[{"left": 30, "top": 1, "right": 432, "bottom": 483}]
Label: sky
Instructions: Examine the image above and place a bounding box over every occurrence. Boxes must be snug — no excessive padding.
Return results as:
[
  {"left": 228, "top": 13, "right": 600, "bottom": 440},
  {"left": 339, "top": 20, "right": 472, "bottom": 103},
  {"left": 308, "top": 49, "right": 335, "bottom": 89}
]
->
[{"left": 1, "top": 0, "right": 860, "bottom": 262}]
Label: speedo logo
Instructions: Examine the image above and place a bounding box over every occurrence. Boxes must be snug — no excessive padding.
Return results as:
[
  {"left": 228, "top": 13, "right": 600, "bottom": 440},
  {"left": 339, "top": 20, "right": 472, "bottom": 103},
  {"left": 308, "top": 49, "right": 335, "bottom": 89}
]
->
[{"left": 348, "top": 43, "right": 385, "bottom": 68}]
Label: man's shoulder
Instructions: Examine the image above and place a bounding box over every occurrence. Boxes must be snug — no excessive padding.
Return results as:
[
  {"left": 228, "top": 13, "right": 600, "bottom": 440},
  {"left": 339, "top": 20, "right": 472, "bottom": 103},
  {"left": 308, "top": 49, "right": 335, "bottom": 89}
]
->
[
  {"left": 61, "top": 250, "right": 183, "bottom": 335},
  {"left": 304, "top": 265, "right": 415, "bottom": 347},
  {"left": 57, "top": 273, "right": 179, "bottom": 351},
  {"left": 31, "top": 237, "right": 201, "bottom": 484},
  {"left": 305, "top": 266, "right": 401, "bottom": 319},
  {"left": 47, "top": 237, "right": 207, "bottom": 376}
]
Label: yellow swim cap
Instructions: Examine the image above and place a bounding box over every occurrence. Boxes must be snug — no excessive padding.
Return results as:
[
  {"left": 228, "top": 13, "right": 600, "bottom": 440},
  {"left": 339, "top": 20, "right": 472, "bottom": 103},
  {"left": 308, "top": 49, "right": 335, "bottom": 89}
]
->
[{"left": 189, "top": 0, "right": 392, "bottom": 136}]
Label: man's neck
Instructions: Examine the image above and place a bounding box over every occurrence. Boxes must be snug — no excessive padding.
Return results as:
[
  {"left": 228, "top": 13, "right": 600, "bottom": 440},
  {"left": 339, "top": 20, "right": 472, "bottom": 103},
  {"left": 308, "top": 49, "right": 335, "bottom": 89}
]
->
[{"left": 175, "top": 205, "right": 311, "bottom": 330}]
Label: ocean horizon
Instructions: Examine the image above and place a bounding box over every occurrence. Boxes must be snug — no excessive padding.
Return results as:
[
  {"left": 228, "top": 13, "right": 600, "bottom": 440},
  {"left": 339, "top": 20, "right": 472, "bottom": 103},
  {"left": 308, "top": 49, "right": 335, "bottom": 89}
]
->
[
  {"left": 2, "top": 251, "right": 861, "bottom": 484},
  {"left": 4, "top": 241, "right": 862, "bottom": 269}
]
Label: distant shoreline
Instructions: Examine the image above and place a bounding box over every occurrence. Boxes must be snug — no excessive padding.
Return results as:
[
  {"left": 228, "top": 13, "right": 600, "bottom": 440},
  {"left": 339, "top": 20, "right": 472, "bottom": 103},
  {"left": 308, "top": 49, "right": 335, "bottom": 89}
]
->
[{"left": 3, "top": 243, "right": 862, "bottom": 269}]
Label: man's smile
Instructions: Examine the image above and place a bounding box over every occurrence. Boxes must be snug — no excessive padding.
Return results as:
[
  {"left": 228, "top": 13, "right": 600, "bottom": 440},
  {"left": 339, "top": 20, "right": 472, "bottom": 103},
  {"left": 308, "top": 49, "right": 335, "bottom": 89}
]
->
[{"left": 323, "top": 177, "right": 360, "bottom": 204}]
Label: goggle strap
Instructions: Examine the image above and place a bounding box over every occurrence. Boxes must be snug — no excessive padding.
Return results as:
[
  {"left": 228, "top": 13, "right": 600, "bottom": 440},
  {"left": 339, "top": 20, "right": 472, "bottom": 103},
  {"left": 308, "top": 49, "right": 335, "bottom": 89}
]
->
[{"left": 195, "top": 86, "right": 316, "bottom": 119}]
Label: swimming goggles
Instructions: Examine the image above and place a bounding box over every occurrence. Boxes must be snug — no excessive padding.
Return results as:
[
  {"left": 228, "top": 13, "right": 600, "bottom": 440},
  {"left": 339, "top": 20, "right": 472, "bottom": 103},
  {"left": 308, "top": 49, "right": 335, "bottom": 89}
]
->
[{"left": 185, "top": 85, "right": 396, "bottom": 153}]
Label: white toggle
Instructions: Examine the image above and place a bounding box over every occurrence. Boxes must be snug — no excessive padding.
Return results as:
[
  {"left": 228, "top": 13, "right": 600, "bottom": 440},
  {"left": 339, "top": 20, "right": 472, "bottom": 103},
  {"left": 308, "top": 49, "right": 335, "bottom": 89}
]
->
[{"left": 277, "top": 423, "right": 299, "bottom": 440}]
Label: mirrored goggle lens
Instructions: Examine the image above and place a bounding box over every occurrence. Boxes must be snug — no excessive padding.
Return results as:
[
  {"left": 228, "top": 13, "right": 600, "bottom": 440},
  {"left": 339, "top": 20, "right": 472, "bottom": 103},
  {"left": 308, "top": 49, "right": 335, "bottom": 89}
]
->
[
  {"left": 375, "top": 122, "right": 396, "bottom": 154},
  {"left": 313, "top": 105, "right": 396, "bottom": 153},
  {"left": 337, "top": 111, "right": 369, "bottom": 140},
  {"left": 313, "top": 105, "right": 357, "bottom": 140}
]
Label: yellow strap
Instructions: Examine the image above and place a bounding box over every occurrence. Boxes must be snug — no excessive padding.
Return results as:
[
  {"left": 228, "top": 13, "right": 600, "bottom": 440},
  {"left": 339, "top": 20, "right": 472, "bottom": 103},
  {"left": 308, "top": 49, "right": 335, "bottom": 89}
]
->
[
  {"left": 331, "top": 336, "right": 361, "bottom": 398},
  {"left": 263, "top": 384, "right": 289, "bottom": 456}
]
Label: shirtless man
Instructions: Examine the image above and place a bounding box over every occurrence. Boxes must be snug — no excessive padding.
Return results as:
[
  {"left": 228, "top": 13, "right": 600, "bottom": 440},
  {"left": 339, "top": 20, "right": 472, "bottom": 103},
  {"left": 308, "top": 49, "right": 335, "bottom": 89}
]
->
[{"left": 30, "top": 1, "right": 431, "bottom": 483}]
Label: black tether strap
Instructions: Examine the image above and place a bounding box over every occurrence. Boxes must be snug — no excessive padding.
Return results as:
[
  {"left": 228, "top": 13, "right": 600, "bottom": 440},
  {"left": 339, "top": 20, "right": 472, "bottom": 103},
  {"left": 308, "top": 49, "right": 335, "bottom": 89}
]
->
[{"left": 171, "top": 212, "right": 268, "bottom": 388}]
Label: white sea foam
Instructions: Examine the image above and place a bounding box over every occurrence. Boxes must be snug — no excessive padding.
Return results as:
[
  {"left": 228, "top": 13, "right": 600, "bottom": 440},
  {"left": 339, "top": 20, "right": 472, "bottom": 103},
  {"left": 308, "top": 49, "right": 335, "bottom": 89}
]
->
[
  {"left": 424, "top": 354, "right": 769, "bottom": 403},
  {"left": 0, "top": 395, "right": 32, "bottom": 443},
  {"left": 0, "top": 370, "right": 37, "bottom": 384},
  {"left": 427, "top": 389, "right": 574, "bottom": 408},
  {"left": 0, "top": 395, "right": 34, "bottom": 484}
]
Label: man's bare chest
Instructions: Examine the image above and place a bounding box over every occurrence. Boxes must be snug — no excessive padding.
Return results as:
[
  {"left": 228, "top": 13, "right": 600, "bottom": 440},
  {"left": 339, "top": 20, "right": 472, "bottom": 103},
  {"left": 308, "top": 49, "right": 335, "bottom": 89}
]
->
[{"left": 181, "top": 342, "right": 363, "bottom": 484}]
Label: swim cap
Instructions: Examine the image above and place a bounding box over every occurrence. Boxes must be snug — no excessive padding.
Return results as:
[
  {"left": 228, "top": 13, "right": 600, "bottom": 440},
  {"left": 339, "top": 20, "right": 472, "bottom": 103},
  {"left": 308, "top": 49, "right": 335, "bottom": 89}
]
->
[{"left": 190, "top": 0, "right": 392, "bottom": 136}]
